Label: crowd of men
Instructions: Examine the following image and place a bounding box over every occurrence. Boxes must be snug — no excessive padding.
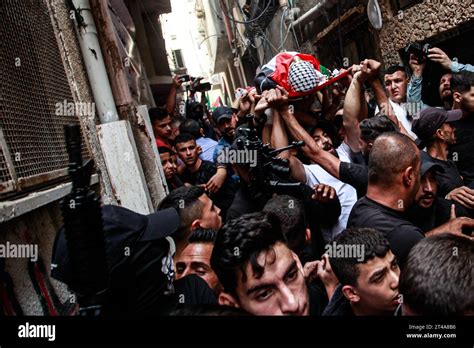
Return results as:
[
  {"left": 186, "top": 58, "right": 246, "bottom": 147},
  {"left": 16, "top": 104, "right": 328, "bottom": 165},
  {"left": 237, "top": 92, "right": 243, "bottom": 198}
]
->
[{"left": 52, "top": 46, "right": 473, "bottom": 316}]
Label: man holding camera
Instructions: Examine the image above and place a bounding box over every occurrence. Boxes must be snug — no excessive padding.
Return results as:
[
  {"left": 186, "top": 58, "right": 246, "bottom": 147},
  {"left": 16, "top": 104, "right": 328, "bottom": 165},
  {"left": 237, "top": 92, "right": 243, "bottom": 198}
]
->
[{"left": 407, "top": 46, "right": 474, "bottom": 110}]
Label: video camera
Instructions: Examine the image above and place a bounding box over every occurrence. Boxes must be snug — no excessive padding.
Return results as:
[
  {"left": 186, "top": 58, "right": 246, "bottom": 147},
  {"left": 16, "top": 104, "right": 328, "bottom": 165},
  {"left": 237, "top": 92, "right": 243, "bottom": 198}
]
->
[
  {"left": 235, "top": 115, "right": 315, "bottom": 203},
  {"left": 405, "top": 42, "right": 432, "bottom": 64},
  {"left": 186, "top": 76, "right": 212, "bottom": 93}
]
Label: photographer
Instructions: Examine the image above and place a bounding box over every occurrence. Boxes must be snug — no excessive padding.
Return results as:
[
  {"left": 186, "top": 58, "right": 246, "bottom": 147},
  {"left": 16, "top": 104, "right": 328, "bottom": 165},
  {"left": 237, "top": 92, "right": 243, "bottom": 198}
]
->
[{"left": 407, "top": 46, "right": 474, "bottom": 110}]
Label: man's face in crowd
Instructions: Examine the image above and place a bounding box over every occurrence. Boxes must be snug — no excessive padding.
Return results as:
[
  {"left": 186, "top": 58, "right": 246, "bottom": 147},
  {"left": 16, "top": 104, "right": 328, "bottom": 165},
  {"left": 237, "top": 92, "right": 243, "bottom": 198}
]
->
[
  {"left": 153, "top": 116, "right": 173, "bottom": 140},
  {"left": 220, "top": 241, "right": 309, "bottom": 315},
  {"left": 175, "top": 242, "right": 221, "bottom": 293},
  {"left": 454, "top": 86, "right": 474, "bottom": 113},
  {"left": 415, "top": 170, "right": 437, "bottom": 209},
  {"left": 439, "top": 73, "right": 452, "bottom": 102},
  {"left": 312, "top": 128, "right": 337, "bottom": 156},
  {"left": 439, "top": 122, "right": 457, "bottom": 145},
  {"left": 384, "top": 70, "right": 408, "bottom": 104},
  {"left": 344, "top": 250, "right": 400, "bottom": 314},
  {"left": 160, "top": 152, "right": 178, "bottom": 180},
  {"left": 197, "top": 194, "right": 222, "bottom": 230},
  {"left": 217, "top": 115, "right": 237, "bottom": 139},
  {"left": 176, "top": 140, "right": 200, "bottom": 167}
]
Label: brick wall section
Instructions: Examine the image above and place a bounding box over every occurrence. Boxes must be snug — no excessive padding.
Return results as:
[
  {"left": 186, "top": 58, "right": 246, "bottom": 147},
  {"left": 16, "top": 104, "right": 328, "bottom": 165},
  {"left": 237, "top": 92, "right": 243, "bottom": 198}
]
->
[{"left": 379, "top": 0, "right": 474, "bottom": 65}]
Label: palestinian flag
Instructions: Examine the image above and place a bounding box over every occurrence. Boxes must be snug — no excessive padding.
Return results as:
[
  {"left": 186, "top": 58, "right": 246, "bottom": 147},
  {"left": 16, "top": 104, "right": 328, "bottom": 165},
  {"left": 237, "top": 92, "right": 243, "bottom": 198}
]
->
[
  {"left": 256, "top": 52, "right": 348, "bottom": 98},
  {"left": 212, "top": 96, "right": 223, "bottom": 109}
]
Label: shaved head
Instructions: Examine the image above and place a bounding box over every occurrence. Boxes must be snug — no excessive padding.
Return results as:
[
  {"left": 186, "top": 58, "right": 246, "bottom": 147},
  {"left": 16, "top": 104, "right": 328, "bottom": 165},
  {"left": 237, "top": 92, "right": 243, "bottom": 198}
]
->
[{"left": 368, "top": 132, "right": 420, "bottom": 187}]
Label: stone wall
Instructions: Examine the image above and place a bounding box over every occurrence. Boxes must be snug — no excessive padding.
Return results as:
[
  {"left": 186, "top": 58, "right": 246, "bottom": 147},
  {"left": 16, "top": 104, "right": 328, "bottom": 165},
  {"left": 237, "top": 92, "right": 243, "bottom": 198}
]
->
[{"left": 379, "top": 0, "right": 474, "bottom": 65}]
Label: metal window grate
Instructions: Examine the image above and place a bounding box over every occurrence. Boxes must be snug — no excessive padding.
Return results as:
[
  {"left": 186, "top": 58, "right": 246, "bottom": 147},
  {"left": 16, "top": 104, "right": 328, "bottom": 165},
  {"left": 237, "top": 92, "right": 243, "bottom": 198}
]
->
[
  {"left": 0, "top": 0, "right": 89, "bottom": 196},
  {"left": 0, "top": 147, "right": 12, "bottom": 183}
]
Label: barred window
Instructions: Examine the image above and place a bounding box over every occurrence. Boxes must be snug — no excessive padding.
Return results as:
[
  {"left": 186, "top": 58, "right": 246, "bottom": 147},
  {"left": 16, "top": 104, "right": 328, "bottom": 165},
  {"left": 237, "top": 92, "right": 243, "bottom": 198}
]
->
[{"left": 0, "top": 0, "right": 89, "bottom": 199}]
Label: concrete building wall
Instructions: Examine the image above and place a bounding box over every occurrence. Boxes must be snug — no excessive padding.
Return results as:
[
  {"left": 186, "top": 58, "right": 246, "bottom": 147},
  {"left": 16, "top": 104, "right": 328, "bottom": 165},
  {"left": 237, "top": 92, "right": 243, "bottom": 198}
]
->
[
  {"left": 1, "top": 0, "right": 171, "bottom": 315},
  {"left": 0, "top": 0, "right": 122, "bottom": 316}
]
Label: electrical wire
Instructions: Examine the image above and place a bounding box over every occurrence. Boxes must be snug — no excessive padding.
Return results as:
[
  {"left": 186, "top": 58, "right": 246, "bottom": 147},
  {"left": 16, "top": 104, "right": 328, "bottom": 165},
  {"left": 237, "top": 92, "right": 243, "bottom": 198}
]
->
[
  {"left": 278, "top": 6, "right": 292, "bottom": 51},
  {"left": 219, "top": 0, "right": 273, "bottom": 25},
  {"left": 209, "top": 0, "right": 224, "bottom": 20}
]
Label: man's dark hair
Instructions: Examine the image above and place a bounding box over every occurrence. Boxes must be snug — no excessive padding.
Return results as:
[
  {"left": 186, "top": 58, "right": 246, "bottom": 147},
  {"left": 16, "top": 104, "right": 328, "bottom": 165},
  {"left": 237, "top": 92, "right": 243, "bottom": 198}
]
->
[
  {"left": 180, "top": 119, "right": 202, "bottom": 139},
  {"left": 329, "top": 228, "right": 391, "bottom": 287},
  {"left": 158, "top": 186, "right": 205, "bottom": 241},
  {"left": 171, "top": 115, "right": 186, "bottom": 127},
  {"left": 188, "top": 228, "right": 217, "bottom": 244},
  {"left": 384, "top": 65, "right": 407, "bottom": 77},
  {"left": 174, "top": 133, "right": 196, "bottom": 147},
  {"left": 399, "top": 234, "right": 473, "bottom": 315},
  {"left": 359, "top": 115, "right": 399, "bottom": 143},
  {"left": 158, "top": 146, "right": 176, "bottom": 156},
  {"left": 263, "top": 195, "right": 307, "bottom": 254},
  {"left": 451, "top": 71, "right": 474, "bottom": 94},
  {"left": 368, "top": 132, "right": 419, "bottom": 187},
  {"left": 148, "top": 107, "right": 169, "bottom": 122},
  {"left": 210, "top": 211, "right": 286, "bottom": 294}
]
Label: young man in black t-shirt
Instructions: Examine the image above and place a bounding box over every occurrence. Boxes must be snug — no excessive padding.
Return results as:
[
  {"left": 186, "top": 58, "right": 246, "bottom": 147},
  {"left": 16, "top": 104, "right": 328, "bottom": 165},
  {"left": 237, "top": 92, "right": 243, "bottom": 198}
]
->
[
  {"left": 175, "top": 133, "right": 235, "bottom": 220},
  {"left": 323, "top": 228, "right": 400, "bottom": 316}
]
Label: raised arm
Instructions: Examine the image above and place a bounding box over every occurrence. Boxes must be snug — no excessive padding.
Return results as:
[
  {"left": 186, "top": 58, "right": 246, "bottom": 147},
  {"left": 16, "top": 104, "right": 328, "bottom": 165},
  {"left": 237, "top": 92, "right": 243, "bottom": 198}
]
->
[
  {"left": 343, "top": 70, "right": 364, "bottom": 153},
  {"left": 165, "top": 75, "right": 182, "bottom": 115},
  {"left": 270, "top": 86, "right": 342, "bottom": 179}
]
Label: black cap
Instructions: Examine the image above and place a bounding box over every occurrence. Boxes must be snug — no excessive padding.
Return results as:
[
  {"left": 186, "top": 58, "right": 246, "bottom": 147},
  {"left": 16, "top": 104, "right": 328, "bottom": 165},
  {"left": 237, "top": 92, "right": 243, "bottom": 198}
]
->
[
  {"left": 412, "top": 107, "right": 462, "bottom": 149},
  {"left": 212, "top": 106, "right": 233, "bottom": 123},
  {"left": 420, "top": 151, "right": 445, "bottom": 177},
  {"left": 51, "top": 205, "right": 180, "bottom": 293}
]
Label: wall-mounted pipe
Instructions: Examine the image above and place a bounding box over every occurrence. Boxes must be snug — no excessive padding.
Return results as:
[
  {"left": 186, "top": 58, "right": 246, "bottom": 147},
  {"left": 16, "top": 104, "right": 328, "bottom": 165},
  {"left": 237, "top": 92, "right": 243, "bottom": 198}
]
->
[
  {"left": 291, "top": 0, "right": 338, "bottom": 30},
  {"left": 71, "top": 0, "right": 119, "bottom": 124}
]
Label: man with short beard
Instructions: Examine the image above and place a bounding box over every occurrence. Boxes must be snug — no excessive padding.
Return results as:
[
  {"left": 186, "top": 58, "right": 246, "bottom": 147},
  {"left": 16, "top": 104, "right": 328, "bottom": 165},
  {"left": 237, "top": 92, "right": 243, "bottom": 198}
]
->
[
  {"left": 412, "top": 107, "right": 464, "bottom": 198},
  {"left": 408, "top": 47, "right": 473, "bottom": 110},
  {"left": 438, "top": 72, "right": 453, "bottom": 110},
  {"left": 407, "top": 153, "right": 469, "bottom": 232}
]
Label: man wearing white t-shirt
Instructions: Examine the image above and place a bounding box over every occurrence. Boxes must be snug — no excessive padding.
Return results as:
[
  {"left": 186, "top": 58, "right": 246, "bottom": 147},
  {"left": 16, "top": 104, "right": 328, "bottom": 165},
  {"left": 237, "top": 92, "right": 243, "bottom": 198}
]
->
[{"left": 375, "top": 65, "right": 417, "bottom": 139}]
